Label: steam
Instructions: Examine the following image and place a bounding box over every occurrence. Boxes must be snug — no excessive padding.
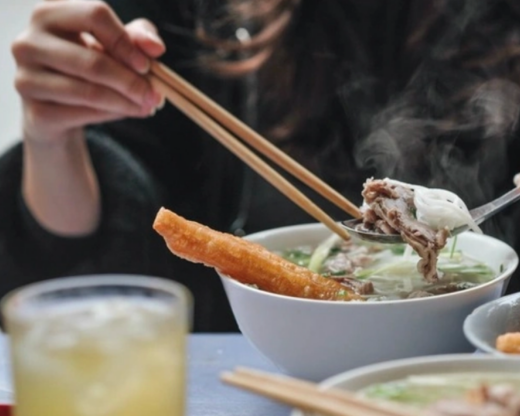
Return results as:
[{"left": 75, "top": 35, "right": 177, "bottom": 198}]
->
[
  {"left": 467, "top": 79, "right": 520, "bottom": 139},
  {"left": 349, "top": 1, "right": 520, "bottom": 244},
  {"left": 354, "top": 78, "right": 520, "bottom": 198}
]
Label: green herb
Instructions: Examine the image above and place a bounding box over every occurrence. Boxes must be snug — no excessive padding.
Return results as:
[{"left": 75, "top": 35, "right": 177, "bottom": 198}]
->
[
  {"left": 354, "top": 269, "right": 373, "bottom": 279},
  {"left": 323, "top": 271, "right": 348, "bottom": 278},
  {"left": 328, "top": 246, "right": 342, "bottom": 256},
  {"left": 283, "top": 250, "right": 311, "bottom": 267},
  {"left": 389, "top": 244, "right": 407, "bottom": 255},
  {"left": 363, "top": 382, "right": 427, "bottom": 405},
  {"left": 354, "top": 259, "right": 415, "bottom": 280},
  {"left": 449, "top": 235, "right": 458, "bottom": 259},
  {"left": 438, "top": 263, "right": 494, "bottom": 277},
  {"left": 439, "top": 251, "right": 462, "bottom": 260}
]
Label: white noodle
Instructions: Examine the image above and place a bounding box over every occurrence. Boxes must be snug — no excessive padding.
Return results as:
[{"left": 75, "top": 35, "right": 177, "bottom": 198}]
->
[{"left": 382, "top": 178, "right": 482, "bottom": 233}]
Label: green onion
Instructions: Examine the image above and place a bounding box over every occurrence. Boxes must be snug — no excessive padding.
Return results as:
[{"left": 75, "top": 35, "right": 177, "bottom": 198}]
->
[
  {"left": 389, "top": 244, "right": 407, "bottom": 255},
  {"left": 283, "top": 250, "right": 311, "bottom": 267},
  {"left": 449, "top": 235, "right": 458, "bottom": 259},
  {"left": 438, "top": 263, "right": 494, "bottom": 277},
  {"left": 308, "top": 234, "right": 340, "bottom": 273}
]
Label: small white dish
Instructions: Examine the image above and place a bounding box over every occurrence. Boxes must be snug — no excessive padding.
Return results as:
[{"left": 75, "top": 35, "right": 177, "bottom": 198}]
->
[{"left": 464, "top": 291, "right": 520, "bottom": 355}]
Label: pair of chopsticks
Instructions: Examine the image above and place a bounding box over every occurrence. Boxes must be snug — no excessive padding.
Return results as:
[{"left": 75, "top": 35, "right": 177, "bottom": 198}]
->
[
  {"left": 221, "top": 367, "right": 417, "bottom": 416},
  {"left": 148, "top": 61, "right": 361, "bottom": 240}
]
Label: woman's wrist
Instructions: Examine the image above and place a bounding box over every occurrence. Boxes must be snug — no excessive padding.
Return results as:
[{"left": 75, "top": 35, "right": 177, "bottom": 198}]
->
[{"left": 22, "top": 129, "right": 102, "bottom": 236}]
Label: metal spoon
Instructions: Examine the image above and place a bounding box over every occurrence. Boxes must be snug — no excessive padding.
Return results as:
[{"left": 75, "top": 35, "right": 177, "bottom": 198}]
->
[{"left": 342, "top": 186, "right": 520, "bottom": 244}]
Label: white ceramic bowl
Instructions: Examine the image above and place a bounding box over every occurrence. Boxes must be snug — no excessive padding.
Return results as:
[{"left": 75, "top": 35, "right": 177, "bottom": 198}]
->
[
  {"left": 464, "top": 291, "right": 520, "bottom": 355},
  {"left": 291, "top": 354, "right": 520, "bottom": 416},
  {"left": 219, "top": 223, "right": 518, "bottom": 381}
]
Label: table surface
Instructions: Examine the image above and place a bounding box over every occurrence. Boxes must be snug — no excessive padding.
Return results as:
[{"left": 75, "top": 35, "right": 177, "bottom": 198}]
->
[
  {"left": 187, "top": 334, "right": 290, "bottom": 416},
  {"left": 0, "top": 333, "right": 291, "bottom": 416}
]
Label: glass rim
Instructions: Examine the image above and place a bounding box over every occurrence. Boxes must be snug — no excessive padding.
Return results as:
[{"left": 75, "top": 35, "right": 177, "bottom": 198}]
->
[{"left": 1, "top": 274, "right": 191, "bottom": 313}]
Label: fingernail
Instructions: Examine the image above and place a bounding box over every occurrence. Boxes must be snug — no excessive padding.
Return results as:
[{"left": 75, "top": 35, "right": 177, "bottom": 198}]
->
[
  {"left": 131, "top": 51, "right": 150, "bottom": 74},
  {"left": 145, "top": 30, "right": 165, "bottom": 47},
  {"left": 149, "top": 107, "right": 157, "bottom": 117},
  {"left": 514, "top": 173, "right": 520, "bottom": 187},
  {"left": 156, "top": 96, "right": 166, "bottom": 110},
  {"left": 145, "top": 89, "right": 162, "bottom": 108}
]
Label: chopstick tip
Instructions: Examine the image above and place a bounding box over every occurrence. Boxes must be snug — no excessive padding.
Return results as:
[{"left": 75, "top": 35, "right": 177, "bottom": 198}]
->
[{"left": 219, "top": 371, "right": 235, "bottom": 383}]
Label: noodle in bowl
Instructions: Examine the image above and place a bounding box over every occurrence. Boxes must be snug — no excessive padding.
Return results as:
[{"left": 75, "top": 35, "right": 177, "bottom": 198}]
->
[{"left": 219, "top": 223, "right": 518, "bottom": 381}]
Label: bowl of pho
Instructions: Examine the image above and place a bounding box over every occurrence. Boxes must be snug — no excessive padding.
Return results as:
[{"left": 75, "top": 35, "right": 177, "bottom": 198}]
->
[
  {"left": 219, "top": 223, "right": 518, "bottom": 381},
  {"left": 290, "top": 354, "right": 520, "bottom": 416}
]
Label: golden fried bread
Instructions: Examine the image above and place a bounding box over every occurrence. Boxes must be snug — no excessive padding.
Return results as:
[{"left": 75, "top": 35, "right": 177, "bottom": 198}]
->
[{"left": 153, "top": 208, "right": 358, "bottom": 301}]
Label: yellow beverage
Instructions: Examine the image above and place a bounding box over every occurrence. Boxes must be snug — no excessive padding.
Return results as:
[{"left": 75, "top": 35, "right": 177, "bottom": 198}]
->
[{"left": 2, "top": 276, "right": 190, "bottom": 416}]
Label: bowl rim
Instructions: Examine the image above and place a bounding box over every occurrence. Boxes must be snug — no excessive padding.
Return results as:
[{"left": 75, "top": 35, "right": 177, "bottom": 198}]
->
[
  {"left": 317, "top": 353, "right": 520, "bottom": 389},
  {"left": 290, "top": 353, "right": 520, "bottom": 416},
  {"left": 463, "top": 291, "right": 520, "bottom": 355},
  {"left": 219, "top": 223, "right": 519, "bottom": 305}
]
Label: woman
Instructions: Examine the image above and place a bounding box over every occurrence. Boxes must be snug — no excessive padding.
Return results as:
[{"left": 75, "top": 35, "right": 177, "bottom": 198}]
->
[{"left": 5, "top": 0, "right": 520, "bottom": 331}]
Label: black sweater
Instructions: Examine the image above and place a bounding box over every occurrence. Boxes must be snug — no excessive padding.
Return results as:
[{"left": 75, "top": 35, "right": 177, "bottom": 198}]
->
[
  {"left": 1, "top": 0, "right": 520, "bottom": 332},
  {"left": 0, "top": 0, "right": 347, "bottom": 332}
]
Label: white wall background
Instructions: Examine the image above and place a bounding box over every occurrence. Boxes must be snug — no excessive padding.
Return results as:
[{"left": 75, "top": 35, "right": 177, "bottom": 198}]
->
[{"left": 0, "top": 0, "right": 37, "bottom": 152}]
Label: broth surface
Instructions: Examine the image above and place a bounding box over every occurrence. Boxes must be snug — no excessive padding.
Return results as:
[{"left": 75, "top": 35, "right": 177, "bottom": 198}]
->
[
  {"left": 361, "top": 373, "right": 520, "bottom": 408},
  {"left": 279, "top": 238, "right": 497, "bottom": 300}
]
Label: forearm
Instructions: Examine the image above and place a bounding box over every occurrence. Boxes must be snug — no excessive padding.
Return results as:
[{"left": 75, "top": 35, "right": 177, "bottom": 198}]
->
[{"left": 22, "top": 130, "right": 101, "bottom": 236}]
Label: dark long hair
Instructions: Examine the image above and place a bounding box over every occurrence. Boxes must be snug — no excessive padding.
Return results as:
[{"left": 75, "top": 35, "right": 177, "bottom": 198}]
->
[
  {"left": 193, "top": 3, "right": 519, "bottom": 175},
  {"left": 190, "top": 0, "right": 520, "bottom": 240}
]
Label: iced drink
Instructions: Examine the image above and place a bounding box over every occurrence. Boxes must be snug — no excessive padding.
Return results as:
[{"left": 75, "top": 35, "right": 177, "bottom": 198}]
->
[{"left": 2, "top": 275, "right": 191, "bottom": 416}]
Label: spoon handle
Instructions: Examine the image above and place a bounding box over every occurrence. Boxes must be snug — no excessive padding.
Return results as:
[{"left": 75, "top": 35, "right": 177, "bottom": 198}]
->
[{"left": 470, "top": 187, "right": 520, "bottom": 225}]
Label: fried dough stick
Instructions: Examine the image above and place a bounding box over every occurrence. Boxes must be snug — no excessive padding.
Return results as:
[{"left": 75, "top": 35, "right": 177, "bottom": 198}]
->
[
  {"left": 153, "top": 208, "right": 359, "bottom": 301},
  {"left": 496, "top": 332, "right": 520, "bottom": 354}
]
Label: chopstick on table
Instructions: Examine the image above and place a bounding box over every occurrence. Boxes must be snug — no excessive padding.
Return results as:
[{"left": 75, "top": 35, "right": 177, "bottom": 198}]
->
[
  {"left": 148, "top": 61, "right": 361, "bottom": 240},
  {"left": 221, "top": 367, "right": 416, "bottom": 416}
]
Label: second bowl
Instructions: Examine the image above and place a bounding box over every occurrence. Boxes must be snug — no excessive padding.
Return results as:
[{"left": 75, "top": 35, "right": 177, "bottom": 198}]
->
[{"left": 464, "top": 291, "right": 520, "bottom": 355}]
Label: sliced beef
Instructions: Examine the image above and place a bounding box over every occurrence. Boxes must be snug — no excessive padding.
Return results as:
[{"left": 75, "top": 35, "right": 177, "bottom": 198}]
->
[
  {"left": 361, "top": 178, "right": 449, "bottom": 282},
  {"left": 336, "top": 277, "right": 374, "bottom": 295},
  {"left": 423, "top": 384, "right": 520, "bottom": 416},
  {"left": 407, "top": 290, "right": 435, "bottom": 299}
]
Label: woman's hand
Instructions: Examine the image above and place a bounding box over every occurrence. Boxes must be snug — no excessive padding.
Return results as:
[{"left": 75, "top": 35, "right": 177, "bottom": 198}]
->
[
  {"left": 14, "top": 0, "right": 166, "bottom": 236},
  {"left": 12, "top": 0, "right": 165, "bottom": 145}
]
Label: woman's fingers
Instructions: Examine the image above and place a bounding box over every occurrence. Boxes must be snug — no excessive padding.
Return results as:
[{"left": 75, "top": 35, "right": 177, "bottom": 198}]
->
[
  {"left": 15, "top": 67, "right": 152, "bottom": 117},
  {"left": 514, "top": 174, "right": 520, "bottom": 187},
  {"left": 126, "top": 19, "right": 166, "bottom": 58},
  {"left": 33, "top": 0, "right": 150, "bottom": 73},
  {"left": 12, "top": 0, "right": 168, "bottom": 145},
  {"left": 12, "top": 32, "right": 161, "bottom": 110},
  {"left": 23, "top": 99, "right": 137, "bottom": 141}
]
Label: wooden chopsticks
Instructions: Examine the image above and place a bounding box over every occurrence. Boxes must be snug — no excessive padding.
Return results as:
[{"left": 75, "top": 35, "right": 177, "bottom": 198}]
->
[
  {"left": 149, "top": 61, "right": 362, "bottom": 239},
  {"left": 221, "top": 367, "right": 417, "bottom": 416}
]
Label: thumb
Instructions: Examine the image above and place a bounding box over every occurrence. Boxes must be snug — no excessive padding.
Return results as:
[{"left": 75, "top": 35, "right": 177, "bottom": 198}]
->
[
  {"left": 514, "top": 173, "right": 520, "bottom": 188},
  {"left": 126, "top": 18, "right": 166, "bottom": 58}
]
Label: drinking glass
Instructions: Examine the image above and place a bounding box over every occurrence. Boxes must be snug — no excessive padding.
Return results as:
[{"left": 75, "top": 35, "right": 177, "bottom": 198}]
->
[{"left": 2, "top": 274, "right": 191, "bottom": 416}]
